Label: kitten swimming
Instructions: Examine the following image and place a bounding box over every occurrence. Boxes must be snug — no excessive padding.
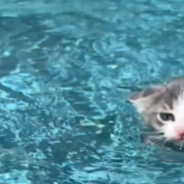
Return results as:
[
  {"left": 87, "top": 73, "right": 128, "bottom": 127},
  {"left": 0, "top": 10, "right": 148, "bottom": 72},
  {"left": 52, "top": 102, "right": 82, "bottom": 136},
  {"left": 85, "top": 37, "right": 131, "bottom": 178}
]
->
[{"left": 129, "top": 76, "right": 184, "bottom": 146}]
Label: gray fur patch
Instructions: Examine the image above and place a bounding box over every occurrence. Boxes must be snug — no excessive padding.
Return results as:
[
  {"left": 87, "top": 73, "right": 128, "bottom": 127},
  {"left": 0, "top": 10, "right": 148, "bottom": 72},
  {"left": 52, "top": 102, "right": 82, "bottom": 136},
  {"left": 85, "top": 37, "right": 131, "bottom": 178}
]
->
[{"left": 129, "top": 76, "right": 184, "bottom": 131}]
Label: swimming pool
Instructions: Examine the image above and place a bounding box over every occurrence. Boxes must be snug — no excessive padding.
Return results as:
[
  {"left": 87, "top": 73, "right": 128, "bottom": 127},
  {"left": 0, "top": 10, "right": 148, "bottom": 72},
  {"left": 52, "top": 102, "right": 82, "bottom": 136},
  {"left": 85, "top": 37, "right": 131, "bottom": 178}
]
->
[{"left": 0, "top": 0, "right": 184, "bottom": 183}]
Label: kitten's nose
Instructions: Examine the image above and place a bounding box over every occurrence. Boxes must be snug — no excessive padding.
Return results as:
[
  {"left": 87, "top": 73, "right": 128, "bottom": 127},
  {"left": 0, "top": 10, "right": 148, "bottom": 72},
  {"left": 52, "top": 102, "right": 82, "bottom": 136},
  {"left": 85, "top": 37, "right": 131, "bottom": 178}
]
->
[
  {"left": 178, "top": 132, "right": 184, "bottom": 138},
  {"left": 175, "top": 127, "right": 184, "bottom": 139}
]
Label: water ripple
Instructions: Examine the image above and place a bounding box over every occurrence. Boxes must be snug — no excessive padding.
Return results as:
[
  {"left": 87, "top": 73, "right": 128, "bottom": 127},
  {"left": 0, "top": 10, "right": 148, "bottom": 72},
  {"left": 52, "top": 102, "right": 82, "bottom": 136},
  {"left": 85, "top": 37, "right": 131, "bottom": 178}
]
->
[{"left": 0, "top": 0, "right": 184, "bottom": 184}]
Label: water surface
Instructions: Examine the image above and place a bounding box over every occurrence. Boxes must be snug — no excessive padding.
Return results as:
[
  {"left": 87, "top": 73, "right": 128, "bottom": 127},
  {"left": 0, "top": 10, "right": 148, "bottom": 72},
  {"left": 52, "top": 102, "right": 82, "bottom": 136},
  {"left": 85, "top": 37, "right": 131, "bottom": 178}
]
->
[{"left": 0, "top": 0, "right": 184, "bottom": 183}]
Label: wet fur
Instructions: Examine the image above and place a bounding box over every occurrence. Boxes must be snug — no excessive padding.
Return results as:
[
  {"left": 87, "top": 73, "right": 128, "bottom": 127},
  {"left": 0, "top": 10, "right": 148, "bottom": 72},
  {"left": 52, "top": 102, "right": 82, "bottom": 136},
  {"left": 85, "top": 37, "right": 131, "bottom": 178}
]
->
[{"left": 129, "top": 76, "right": 184, "bottom": 146}]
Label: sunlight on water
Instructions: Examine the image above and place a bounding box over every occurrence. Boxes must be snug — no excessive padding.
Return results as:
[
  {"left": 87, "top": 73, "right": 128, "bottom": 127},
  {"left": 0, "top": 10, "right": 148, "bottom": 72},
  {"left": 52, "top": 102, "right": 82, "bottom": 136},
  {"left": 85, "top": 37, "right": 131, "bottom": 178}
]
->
[{"left": 0, "top": 0, "right": 184, "bottom": 184}]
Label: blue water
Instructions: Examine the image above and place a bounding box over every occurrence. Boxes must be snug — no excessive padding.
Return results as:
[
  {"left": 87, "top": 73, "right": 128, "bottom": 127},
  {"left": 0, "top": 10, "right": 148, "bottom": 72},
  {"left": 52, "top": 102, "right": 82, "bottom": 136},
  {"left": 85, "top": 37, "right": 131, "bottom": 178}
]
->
[{"left": 1, "top": 0, "right": 184, "bottom": 183}]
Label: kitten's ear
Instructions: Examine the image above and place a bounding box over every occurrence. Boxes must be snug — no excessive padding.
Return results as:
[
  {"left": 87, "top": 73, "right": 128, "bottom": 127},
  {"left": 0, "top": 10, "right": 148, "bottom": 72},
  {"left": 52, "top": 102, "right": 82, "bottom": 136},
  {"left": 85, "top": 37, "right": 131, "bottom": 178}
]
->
[{"left": 129, "top": 86, "right": 165, "bottom": 112}]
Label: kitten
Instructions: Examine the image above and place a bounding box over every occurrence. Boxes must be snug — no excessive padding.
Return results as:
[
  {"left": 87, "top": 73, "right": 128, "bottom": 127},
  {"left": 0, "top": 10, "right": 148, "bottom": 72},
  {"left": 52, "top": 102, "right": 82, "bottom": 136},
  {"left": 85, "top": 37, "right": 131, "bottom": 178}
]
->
[{"left": 129, "top": 76, "right": 184, "bottom": 146}]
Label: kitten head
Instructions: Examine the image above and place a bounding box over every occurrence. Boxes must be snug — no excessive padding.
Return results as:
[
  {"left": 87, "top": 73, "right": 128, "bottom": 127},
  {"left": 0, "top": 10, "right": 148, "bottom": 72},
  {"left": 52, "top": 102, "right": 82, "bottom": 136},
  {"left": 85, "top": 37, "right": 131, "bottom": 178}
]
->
[{"left": 129, "top": 77, "right": 184, "bottom": 144}]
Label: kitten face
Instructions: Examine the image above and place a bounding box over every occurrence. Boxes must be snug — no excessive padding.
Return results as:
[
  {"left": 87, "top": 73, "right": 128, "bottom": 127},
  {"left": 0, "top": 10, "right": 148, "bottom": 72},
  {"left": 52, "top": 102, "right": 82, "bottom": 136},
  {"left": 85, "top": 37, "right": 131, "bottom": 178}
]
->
[{"left": 129, "top": 77, "right": 184, "bottom": 145}]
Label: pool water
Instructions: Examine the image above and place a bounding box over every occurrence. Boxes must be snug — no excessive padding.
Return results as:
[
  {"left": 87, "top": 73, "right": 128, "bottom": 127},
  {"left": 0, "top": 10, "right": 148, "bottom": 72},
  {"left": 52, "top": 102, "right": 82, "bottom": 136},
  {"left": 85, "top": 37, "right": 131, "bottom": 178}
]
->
[{"left": 1, "top": 0, "right": 184, "bottom": 183}]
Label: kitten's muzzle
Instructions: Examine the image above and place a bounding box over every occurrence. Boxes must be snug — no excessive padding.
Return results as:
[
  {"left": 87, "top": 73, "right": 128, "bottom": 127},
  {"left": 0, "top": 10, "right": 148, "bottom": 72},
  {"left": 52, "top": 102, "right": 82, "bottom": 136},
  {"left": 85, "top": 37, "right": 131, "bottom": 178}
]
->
[{"left": 173, "top": 127, "right": 184, "bottom": 140}]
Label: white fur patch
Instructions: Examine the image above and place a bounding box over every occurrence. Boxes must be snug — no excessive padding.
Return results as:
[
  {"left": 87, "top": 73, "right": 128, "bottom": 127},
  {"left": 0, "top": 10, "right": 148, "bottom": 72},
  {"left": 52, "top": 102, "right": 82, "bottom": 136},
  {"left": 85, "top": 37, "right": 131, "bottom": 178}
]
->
[
  {"left": 163, "top": 123, "right": 180, "bottom": 140},
  {"left": 163, "top": 91, "right": 184, "bottom": 140}
]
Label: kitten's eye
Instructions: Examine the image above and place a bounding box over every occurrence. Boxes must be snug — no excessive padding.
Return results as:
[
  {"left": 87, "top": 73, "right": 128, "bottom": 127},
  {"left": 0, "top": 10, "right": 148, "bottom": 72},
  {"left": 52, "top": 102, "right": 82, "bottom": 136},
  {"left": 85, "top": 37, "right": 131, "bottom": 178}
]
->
[{"left": 159, "top": 113, "right": 175, "bottom": 121}]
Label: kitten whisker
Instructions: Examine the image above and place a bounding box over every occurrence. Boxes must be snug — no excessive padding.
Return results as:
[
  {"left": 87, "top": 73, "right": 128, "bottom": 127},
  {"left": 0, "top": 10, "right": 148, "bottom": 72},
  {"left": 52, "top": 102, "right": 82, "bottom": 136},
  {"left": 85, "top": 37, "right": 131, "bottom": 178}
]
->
[
  {"left": 153, "top": 138, "right": 162, "bottom": 145},
  {"left": 141, "top": 131, "right": 164, "bottom": 136},
  {"left": 151, "top": 135, "right": 164, "bottom": 140},
  {"left": 148, "top": 135, "right": 165, "bottom": 145},
  {"left": 161, "top": 138, "right": 168, "bottom": 146}
]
